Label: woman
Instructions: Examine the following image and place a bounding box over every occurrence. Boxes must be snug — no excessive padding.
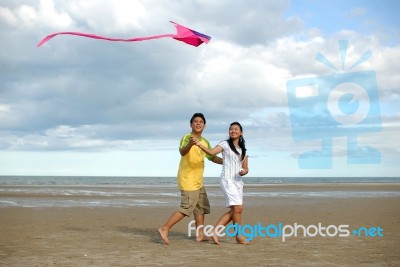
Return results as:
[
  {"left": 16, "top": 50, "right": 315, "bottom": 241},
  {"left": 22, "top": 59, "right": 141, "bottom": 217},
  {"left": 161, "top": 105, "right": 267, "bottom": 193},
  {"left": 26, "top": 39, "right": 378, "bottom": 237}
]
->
[{"left": 195, "top": 121, "right": 249, "bottom": 244}]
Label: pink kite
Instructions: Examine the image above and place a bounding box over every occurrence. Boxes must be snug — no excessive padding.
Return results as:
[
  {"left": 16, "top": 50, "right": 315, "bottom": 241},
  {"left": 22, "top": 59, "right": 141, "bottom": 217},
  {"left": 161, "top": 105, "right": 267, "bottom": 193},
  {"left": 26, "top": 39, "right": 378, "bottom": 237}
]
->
[{"left": 37, "top": 21, "right": 211, "bottom": 47}]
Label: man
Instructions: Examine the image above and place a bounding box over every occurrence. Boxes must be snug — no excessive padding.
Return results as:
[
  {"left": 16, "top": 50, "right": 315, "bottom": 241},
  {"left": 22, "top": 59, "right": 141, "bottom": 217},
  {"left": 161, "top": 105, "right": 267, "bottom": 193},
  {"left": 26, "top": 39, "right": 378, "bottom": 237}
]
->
[{"left": 158, "top": 113, "right": 222, "bottom": 244}]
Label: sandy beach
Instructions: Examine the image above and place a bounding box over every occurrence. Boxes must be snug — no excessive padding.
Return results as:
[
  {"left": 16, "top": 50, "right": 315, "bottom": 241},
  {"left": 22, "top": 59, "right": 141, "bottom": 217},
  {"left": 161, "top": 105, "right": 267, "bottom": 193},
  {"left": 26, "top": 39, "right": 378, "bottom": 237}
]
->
[{"left": 1, "top": 183, "right": 400, "bottom": 266}]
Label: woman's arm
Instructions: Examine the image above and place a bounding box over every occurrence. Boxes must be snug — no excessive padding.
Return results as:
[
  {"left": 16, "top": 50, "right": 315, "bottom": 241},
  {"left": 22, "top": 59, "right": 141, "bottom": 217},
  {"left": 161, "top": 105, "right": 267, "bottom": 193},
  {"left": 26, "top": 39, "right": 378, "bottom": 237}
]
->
[
  {"left": 239, "top": 155, "right": 249, "bottom": 176},
  {"left": 212, "top": 156, "right": 223, "bottom": 165},
  {"left": 196, "top": 141, "right": 223, "bottom": 156}
]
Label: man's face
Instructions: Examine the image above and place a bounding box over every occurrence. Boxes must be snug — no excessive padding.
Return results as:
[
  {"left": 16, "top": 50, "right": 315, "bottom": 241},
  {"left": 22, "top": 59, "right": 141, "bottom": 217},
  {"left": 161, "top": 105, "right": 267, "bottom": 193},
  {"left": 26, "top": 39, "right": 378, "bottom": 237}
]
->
[{"left": 191, "top": 117, "right": 205, "bottom": 133}]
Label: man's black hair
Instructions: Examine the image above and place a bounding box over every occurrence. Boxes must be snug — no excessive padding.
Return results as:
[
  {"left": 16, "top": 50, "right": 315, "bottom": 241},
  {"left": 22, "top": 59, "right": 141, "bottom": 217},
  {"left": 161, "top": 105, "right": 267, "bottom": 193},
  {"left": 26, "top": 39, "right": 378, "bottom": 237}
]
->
[{"left": 190, "top": 113, "right": 206, "bottom": 124}]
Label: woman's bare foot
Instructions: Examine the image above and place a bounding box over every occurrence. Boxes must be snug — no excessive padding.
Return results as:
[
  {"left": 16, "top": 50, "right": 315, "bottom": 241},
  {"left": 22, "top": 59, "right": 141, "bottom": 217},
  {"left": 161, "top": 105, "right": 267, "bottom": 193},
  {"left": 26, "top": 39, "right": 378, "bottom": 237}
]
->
[
  {"left": 195, "top": 234, "right": 211, "bottom": 242},
  {"left": 236, "top": 236, "right": 250, "bottom": 245},
  {"left": 158, "top": 228, "right": 170, "bottom": 245},
  {"left": 211, "top": 233, "right": 221, "bottom": 245}
]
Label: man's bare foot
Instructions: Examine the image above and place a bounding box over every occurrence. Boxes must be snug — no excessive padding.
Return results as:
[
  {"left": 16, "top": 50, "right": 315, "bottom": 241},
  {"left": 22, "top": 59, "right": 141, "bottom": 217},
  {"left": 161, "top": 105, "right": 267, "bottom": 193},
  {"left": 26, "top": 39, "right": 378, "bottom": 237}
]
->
[
  {"left": 236, "top": 236, "right": 250, "bottom": 245},
  {"left": 196, "top": 234, "right": 211, "bottom": 242},
  {"left": 158, "top": 228, "right": 170, "bottom": 245}
]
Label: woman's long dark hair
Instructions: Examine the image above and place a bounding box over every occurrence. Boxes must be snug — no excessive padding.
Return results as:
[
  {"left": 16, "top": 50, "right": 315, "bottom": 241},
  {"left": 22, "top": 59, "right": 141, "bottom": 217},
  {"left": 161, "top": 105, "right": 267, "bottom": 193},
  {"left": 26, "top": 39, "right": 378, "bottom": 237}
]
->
[{"left": 227, "top": 122, "right": 246, "bottom": 160}]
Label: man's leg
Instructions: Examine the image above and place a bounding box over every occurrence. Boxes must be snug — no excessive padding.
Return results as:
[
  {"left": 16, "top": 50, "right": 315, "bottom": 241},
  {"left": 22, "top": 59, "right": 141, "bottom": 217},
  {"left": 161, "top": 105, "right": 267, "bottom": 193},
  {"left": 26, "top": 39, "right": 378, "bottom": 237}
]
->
[
  {"left": 159, "top": 211, "right": 186, "bottom": 245},
  {"left": 194, "top": 187, "right": 211, "bottom": 242}
]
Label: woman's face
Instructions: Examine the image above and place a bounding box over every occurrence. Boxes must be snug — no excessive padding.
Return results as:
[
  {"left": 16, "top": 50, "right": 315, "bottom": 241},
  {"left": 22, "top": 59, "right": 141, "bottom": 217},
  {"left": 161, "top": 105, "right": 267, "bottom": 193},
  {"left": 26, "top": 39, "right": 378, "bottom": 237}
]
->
[{"left": 229, "top": 124, "right": 242, "bottom": 140}]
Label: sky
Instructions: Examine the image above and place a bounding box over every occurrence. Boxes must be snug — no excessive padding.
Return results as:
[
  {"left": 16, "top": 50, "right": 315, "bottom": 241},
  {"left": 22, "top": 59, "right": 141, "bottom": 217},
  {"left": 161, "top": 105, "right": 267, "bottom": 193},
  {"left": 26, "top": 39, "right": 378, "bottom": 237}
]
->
[{"left": 0, "top": 0, "right": 399, "bottom": 178}]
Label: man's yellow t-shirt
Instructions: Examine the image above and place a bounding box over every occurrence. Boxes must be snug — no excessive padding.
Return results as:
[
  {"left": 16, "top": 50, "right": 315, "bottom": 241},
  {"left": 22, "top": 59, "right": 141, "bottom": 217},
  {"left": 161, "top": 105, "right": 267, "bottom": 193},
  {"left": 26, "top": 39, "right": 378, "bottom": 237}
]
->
[{"left": 177, "top": 134, "right": 215, "bottom": 191}]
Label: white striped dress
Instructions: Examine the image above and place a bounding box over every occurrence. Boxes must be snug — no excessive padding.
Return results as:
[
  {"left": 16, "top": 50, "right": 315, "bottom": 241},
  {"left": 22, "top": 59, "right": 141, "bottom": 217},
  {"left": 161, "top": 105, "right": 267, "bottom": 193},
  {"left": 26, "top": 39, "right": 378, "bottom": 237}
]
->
[{"left": 218, "top": 140, "right": 245, "bottom": 207}]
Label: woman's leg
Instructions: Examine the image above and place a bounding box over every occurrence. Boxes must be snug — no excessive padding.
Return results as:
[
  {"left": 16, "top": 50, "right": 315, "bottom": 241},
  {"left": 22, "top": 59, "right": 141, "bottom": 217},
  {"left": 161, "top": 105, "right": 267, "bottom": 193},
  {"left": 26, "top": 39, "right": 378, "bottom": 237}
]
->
[{"left": 231, "top": 205, "right": 249, "bottom": 244}]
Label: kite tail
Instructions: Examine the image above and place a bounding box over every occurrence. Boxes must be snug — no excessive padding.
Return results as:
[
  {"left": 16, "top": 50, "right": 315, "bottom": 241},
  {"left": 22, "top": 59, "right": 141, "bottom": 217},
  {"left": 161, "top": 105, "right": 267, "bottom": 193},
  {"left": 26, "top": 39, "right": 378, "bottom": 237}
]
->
[{"left": 37, "top": 32, "right": 176, "bottom": 47}]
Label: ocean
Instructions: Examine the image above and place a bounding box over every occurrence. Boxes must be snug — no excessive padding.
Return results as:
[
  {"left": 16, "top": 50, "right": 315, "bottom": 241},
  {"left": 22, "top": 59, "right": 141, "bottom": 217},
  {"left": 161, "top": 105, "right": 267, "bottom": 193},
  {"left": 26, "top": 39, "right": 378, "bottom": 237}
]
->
[
  {"left": 2, "top": 176, "right": 400, "bottom": 186},
  {"left": 1, "top": 176, "right": 399, "bottom": 208}
]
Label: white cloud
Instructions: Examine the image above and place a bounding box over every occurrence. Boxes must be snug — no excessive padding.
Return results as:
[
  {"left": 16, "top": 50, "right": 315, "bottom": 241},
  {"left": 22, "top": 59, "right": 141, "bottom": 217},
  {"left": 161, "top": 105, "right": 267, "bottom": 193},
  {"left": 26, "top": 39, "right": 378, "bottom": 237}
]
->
[
  {"left": 0, "top": 104, "right": 11, "bottom": 118},
  {"left": 67, "top": 0, "right": 150, "bottom": 34},
  {"left": 0, "top": 0, "right": 72, "bottom": 29},
  {"left": 0, "top": 6, "right": 18, "bottom": 26},
  {"left": 0, "top": 0, "right": 399, "bottom": 176}
]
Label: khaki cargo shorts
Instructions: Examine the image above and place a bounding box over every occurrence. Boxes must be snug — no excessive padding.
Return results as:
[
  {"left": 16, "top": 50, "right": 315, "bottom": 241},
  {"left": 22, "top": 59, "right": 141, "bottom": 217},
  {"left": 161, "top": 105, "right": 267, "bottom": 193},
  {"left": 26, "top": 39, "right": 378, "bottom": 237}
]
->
[{"left": 178, "top": 186, "right": 210, "bottom": 216}]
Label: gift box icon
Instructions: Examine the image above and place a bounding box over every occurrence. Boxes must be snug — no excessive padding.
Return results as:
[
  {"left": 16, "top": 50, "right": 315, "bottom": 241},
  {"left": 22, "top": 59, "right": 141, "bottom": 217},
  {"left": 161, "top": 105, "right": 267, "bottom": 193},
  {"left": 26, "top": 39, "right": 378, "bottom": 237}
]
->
[{"left": 286, "top": 41, "right": 382, "bottom": 169}]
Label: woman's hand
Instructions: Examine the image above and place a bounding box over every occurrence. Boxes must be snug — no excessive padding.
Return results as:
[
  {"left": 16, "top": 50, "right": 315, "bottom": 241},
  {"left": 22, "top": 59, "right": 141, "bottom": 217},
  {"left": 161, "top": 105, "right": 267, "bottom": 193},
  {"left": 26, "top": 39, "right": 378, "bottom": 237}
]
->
[{"left": 239, "top": 168, "right": 248, "bottom": 176}]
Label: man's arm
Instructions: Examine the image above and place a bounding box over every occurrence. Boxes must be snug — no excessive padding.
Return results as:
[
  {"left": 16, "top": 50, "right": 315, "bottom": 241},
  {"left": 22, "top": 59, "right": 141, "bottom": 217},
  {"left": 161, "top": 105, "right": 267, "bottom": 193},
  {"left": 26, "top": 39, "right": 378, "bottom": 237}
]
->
[
  {"left": 179, "top": 136, "right": 197, "bottom": 156},
  {"left": 179, "top": 142, "right": 193, "bottom": 156}
]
